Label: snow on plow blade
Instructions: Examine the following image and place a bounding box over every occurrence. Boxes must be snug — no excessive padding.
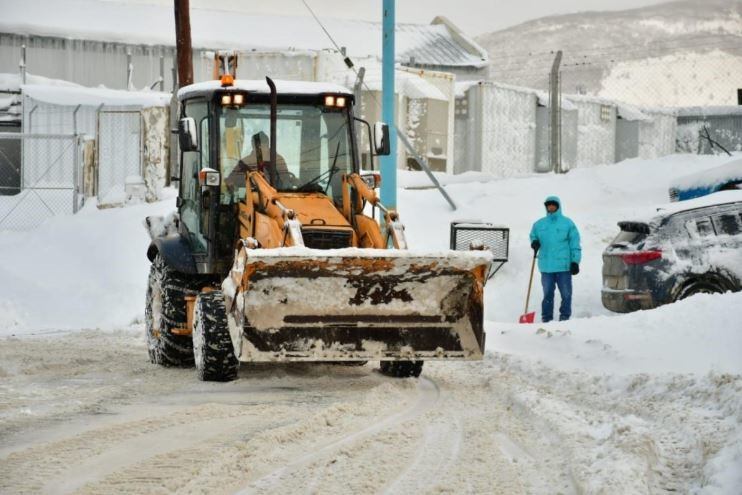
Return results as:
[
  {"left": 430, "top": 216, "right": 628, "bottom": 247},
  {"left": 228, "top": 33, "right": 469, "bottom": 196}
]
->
[{"left": 223, "top": 248, "right": 493, "bottom": 362}]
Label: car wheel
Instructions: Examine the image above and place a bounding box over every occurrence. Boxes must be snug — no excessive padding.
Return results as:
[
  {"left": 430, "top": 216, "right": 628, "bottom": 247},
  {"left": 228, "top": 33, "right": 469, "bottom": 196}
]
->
[{"left": 674, "top": 279, "right": 723, "bottom": 301}]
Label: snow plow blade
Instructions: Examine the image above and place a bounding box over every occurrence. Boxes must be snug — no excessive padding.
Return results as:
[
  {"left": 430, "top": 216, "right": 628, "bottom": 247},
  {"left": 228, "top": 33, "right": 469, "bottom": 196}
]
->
[{"left": 223, "top": 248, "right": 493, "bottom": 362}]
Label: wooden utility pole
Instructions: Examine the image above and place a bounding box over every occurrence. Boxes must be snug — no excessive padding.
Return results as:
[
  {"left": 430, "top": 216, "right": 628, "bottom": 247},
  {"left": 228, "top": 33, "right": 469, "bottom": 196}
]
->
[{"left": 174, "top": 0, "right": 193, "bottom": 88}]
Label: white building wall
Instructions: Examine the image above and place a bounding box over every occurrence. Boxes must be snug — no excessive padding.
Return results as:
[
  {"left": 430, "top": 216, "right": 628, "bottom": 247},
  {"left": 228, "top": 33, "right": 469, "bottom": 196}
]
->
[
  {"left": 639, "top": 112, "right": 677, "bottom": 159},
  {"left": 572, "top": 100, "right": 616, "bottom": 167},
  {"left": 232, "top": 51, "right": 316, "bottom": 82},
  {"left": 479, "top": 83, "right": 537, "bottom": 176}
]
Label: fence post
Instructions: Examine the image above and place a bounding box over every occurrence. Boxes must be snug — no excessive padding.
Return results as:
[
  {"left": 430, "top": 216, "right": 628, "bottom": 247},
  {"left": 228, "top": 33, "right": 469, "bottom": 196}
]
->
[
  {"left": 126, "top": 49, "right": 133, "bottom": 90},
  {"left": 72, "top": 104, "right": 81, "bottom": 136},
  {"left": 159, "top": 55, "right": 165, "bottom": 92},
  {"left": 95, "top": 104, "right": 104, "bottom": 198},
  {"left": 19, "top": 44, "right": 27, "bottom": 85},
  {"left": 139, "top": 110, "right": 145, "bottom": 178},
  {"left": 28, "top": 104, "right": 38, "bottom": 133},
  {"left": 73, "top": 135, "right": 80, "bottom": 213},
  {"left": 549, "top": 50, "right": 563, "bottom": 174}
]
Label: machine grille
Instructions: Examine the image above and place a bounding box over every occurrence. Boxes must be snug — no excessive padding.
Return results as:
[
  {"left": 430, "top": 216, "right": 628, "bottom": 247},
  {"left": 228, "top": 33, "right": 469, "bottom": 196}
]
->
[{"left": 302, "top": 228, "right": 353, "bottom": 249}]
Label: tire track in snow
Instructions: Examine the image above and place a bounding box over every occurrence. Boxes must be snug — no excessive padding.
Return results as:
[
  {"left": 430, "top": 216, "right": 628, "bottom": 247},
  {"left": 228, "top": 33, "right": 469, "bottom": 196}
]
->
[
  {"left": 0, "top": 403, "right": 275, "bottom": 494},
  {"left": 238, "top": 376, "right": 441, "bottom": 494},
  {"left": 381, "top": 415, "right": 464, "bottom": 494}
]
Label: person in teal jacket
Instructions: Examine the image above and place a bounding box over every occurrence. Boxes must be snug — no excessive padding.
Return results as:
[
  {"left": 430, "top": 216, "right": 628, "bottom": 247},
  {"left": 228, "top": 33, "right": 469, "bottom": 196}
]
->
[{"left": 529, "top": 196, "right": 582, "bottom": 322}]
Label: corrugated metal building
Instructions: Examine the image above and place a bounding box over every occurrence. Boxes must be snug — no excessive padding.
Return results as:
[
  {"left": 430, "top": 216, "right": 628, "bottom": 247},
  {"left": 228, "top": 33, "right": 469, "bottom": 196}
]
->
[
  {"left": 676, "top": 106, "right": 742, "bottom": 154},
  {"left": 0, "top": 0, "right": 489, "bottom": 91},
  {"left": 454, "top": 82, "right": 679, "bottom": 175},
  {"left": 1, "top": 0, "right": 489, "bottom": 175}
]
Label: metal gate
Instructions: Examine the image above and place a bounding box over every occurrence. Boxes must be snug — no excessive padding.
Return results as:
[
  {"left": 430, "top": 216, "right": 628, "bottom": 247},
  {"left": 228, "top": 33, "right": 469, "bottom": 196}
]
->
[
  {"left": 96, "top": 109, "right": 143, "bottom": 206},
  {"left": 0, "top": 132, "right": 82, "bottom": 231}
]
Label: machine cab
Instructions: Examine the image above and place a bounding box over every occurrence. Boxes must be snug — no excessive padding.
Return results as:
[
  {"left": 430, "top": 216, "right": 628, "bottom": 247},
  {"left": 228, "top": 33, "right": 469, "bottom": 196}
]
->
[{"left": 175, "top": 79, "right": 388, "bottom": 274}]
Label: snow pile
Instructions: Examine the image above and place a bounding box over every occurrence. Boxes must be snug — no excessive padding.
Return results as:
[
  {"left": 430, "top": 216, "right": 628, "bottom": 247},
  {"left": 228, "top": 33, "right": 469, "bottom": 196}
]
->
[
  {"left": 0, "top": 190, "right": 177, "bottom": 332},
  {"left": 490, "top": 291, "right": 742, "bottom": 375}
]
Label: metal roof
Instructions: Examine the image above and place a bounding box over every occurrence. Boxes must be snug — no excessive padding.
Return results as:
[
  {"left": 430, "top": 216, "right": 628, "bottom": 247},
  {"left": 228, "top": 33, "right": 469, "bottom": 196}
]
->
[{"left": 0, "top": 0, "right": 489, "bottom": 69}]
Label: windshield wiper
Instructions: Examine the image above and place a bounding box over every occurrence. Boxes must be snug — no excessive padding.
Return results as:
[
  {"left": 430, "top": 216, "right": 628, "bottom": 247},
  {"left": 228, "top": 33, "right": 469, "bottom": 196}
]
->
[
  {"left": 296, "top": 141, "right": 343, "bottom": 193},
  {"left": 323, "top": 141, "right": 342, "bottom": 195}
]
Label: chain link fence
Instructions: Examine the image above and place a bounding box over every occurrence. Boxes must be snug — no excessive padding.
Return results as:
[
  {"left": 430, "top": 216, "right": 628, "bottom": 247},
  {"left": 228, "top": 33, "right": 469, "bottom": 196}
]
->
[
  {"left": 0, "top": 132, "right": 82, "bottom": 231},
  {"left": 490, "top": 43, "right": 742, "bottom": 108},
  {"left": 96, "top": 109, "right": 143, "bottom": 206}
]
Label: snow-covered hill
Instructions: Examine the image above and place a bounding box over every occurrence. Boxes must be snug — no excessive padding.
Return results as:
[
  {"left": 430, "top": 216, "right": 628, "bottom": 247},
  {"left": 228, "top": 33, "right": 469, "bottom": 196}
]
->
[{"left": 476, "top": 0, "right": 742, "bottom": 106}]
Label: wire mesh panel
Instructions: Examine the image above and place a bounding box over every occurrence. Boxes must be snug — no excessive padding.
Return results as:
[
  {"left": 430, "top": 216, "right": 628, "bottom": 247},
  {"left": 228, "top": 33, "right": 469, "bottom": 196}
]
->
[
  {"left": 97, "top": 109, "right": 142, "bottom": 206},
  {"left": 450, "top": 221, "right": 509, "bottom": 278},
  {"left": 0, "top": 133, "right": 82, "bottom": 231}
]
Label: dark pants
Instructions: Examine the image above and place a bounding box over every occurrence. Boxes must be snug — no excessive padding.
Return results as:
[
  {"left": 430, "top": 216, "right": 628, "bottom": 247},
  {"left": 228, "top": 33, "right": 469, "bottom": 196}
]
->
[{"left": 541, "top": 271, "right": 572, "bottom": 322}]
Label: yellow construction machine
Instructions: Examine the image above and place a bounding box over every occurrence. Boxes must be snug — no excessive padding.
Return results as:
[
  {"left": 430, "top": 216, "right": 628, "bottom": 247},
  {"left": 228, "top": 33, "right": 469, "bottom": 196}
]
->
[{"left": 144, "top": 75, "right": 492, "bottom": 381}]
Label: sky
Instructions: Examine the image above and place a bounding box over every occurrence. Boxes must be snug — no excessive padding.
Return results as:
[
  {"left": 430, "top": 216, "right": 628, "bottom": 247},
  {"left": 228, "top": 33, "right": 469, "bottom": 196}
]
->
[{"left": 135, "top": 0, "right": 674, "bottom": 36}]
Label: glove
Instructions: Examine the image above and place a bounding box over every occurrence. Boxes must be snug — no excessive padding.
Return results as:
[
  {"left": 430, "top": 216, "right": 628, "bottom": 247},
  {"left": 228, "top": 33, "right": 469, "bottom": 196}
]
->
[
  {"left": 531, "top": 240, "right": 540, "bottom": 254},
  {"left": 570, "top": 262, "right": 580, "bottom": 275}
]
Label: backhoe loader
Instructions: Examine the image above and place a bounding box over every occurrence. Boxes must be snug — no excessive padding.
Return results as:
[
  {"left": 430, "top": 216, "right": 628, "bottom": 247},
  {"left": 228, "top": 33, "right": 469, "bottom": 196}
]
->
[{"left": 144, "top": 75, "right": 492, "bottom": 381}]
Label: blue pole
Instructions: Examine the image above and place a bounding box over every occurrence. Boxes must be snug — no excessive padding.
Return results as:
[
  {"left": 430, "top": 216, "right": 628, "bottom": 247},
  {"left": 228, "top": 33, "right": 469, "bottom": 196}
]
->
[{"left": 380, "top": 0, "right": 396, "bottom": 209}]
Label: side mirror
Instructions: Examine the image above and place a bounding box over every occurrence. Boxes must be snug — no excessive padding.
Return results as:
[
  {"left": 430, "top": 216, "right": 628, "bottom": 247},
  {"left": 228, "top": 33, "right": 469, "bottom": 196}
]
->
[
  {"left": 374, "top": 122, "right": 391, "bottom": 156},
  {"left": 178, "top": 117, "right": 198, "bottom": 152}
]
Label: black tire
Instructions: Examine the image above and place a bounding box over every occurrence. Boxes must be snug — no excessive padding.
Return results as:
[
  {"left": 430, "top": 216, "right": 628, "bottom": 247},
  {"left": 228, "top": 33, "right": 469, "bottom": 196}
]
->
[
  {"left": 674, "top": 279, "right": 724, "bottom": 302},
  {"left": 193, "top": 290, "right": 239, "bottom": 382},
  {"left": 145, "top": 254, "right": 196, "bottom": 367},
  {"left": 379, "top": 360, "right": 424, "bottom": 378}
]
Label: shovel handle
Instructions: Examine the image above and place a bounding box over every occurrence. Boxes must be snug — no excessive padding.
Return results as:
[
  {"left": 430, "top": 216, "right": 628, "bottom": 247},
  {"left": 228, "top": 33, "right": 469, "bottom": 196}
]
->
[{"left": 524, "top": 253, "right": 537, "bottom": 314}]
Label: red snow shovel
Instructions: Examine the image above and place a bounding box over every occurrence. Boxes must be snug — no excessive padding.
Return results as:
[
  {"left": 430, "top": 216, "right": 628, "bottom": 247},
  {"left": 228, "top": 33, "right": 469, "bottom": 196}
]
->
[{"left": 519, "top": 253, "right": 537, "bottom": 324}]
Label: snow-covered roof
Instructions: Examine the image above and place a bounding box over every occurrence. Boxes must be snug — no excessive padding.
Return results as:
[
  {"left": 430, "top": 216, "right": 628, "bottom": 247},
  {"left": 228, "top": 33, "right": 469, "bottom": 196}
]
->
[
  {"left": 177, "top": 79, "right": 352, "bottom": 100},
  {"left": 616, "top": 104, "right": 651, "bottom": 122},
  {"left": 22, "top": 84, "right": 171, "bottom": 108},
  {"left": 0, "top": 73, "right": 62, "bottom": 123},
  {"left": 0, "top": 72, "right": 80, "bottom": 93},
  {"left": 676, "top": 106, "right": 742, "bottom": 118},
  {"left": 361, "top": 69, "right": 448, "bottom": 101},
  {"left": 633, "top": 190, "right": 742, "bottom": 224},
  {"left": 0, "top": 0, "right": 489, "bottom": 69}
]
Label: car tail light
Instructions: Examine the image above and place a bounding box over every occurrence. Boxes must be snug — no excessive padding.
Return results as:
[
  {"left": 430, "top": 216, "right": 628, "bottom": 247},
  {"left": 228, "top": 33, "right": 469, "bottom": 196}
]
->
[{"left": 621, "top": 249, "right": 662, "bottom": 265}]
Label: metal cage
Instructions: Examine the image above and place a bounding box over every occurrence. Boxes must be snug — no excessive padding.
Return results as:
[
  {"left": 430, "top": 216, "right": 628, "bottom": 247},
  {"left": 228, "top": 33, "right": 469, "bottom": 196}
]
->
[{"left": 450, "top": 221, "right": 509, "bottom": 279}]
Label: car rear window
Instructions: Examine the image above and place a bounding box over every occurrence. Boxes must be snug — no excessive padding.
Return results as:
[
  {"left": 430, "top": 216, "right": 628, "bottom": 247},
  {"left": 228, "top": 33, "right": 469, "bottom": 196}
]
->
[{"left": 612, "top": 222, "right": 649, "bottom": 246}]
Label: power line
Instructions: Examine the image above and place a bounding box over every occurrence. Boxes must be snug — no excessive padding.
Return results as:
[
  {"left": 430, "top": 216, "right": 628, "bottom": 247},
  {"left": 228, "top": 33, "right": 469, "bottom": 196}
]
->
[{"left": 300, "top": 0, "right": 354, "bottom": 69}]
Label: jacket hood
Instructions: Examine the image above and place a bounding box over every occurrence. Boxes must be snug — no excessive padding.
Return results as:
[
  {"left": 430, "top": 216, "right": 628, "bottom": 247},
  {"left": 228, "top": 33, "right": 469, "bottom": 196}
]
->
[{"left": 544, "top": 195, "right": 563, "bottom": 215}]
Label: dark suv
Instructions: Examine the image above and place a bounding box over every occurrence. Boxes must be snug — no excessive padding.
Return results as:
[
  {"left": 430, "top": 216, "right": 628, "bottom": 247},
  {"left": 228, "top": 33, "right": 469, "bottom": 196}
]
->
[{"left": 602, "top": 192, "right": 742, "bottom": 313}]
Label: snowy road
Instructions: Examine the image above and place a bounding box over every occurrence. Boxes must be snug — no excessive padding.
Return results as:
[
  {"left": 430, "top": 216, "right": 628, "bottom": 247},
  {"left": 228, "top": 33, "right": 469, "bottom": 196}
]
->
[{"left": 2, "top": 328, "right": 738, "bottom": 494}]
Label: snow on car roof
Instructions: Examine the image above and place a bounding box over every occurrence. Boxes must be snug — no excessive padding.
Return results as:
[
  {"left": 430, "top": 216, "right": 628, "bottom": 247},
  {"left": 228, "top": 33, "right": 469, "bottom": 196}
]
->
[
  {"left": 626, "top": 190, "right": 742, "bottom": 226},
  {"left": 177, "top": 79, "right": 352, "bottom": 100},
  {"left": 669, "top": 158, "right": 742, "bottom": 190}
]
